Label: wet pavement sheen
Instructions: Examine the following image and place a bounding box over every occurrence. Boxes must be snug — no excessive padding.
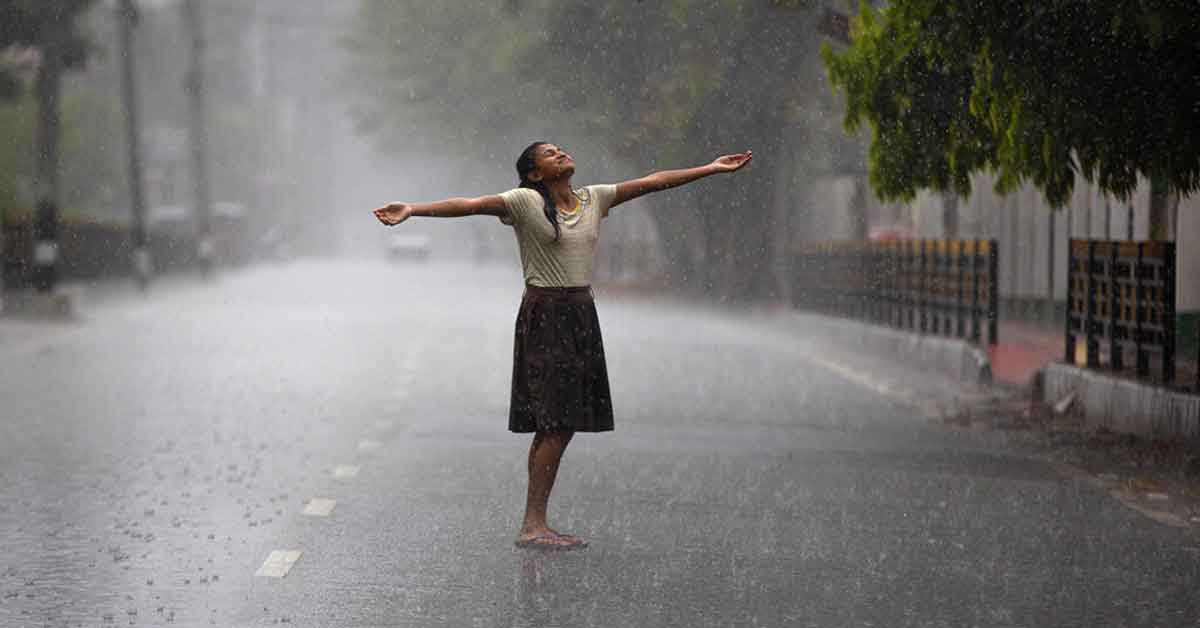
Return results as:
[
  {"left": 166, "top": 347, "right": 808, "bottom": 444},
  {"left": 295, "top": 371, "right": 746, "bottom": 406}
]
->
[{"left": 1, "top": 260, "right": 1197, "bottom": 627}]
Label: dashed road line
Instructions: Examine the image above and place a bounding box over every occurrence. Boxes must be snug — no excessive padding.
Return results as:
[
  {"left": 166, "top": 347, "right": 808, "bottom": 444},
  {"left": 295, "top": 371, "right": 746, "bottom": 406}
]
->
[
  {"left": 798, "top": 351, "right": 917, "bottom": 406},
  {"left": 302, "top": 498, "right": 337, "bottom": 517},
  {"left": 331, "top": 464, "right": 361, "bottom": 479},
  {"left": 255, "top": 550, "right": 302, "bottom": 578},
  {"left": 357, "top": 439, "right": 381, "bottom": 452}
]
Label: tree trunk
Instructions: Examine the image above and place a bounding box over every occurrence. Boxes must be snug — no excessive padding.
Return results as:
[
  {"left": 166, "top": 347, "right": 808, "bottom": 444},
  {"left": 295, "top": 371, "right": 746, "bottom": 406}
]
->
[
  {"left": 1148, "top": 177, "right": 1176, "bottom": 241},
  {"left": 119, "top": 0, "right": 151, "bottom": 291},
  {"left": 768, "top": 132, "right": 796, "bottom": 306},
  {"left": 646, "top": 187, "right": 704, "bottom": 294},
  {"left": 33, "top": 49, "right": 62, "bottom": 293},
  {"left": 941, "top": 192, "right": 959, "bottom": 239},
  {"left": 848, "top": 176, "right": 869, "bottom": 240},
  {"left": 183, "top": 0, "right": 213, "bottom": 274}
]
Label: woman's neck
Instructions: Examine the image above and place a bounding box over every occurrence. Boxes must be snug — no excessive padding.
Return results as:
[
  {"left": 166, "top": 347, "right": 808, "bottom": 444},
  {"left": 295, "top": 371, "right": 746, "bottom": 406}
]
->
[{"left": 544, "top": 178, "right": 575, "bottom": 210}]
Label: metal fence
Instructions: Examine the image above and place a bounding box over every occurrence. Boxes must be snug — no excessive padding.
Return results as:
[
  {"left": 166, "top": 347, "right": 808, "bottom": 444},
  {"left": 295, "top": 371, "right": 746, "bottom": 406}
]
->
[
  {"left": 793, "top": 239, "right": 999, "bottom": 346},
  {"left": 1066, "top": 239, "right": 1180, "bottom": 385}
]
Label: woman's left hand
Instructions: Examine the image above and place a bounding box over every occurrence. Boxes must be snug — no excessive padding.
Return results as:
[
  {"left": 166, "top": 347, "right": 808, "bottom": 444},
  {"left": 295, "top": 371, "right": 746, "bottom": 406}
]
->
[{"left": 711, "top": 151, "right": 753, "bottom": 173}]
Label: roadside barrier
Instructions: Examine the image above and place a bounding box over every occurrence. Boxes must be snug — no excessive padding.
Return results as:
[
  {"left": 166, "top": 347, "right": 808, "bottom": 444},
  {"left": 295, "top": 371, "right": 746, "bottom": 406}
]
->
[
  {"left": 793, "top": 239, "right": 999, "bottom": 346},
  {"left": 1066, "top": 239, "right": 1181, "bottom": 386}
]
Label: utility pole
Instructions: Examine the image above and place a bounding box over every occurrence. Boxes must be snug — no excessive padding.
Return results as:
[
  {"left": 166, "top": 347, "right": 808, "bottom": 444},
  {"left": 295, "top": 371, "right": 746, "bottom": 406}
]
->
[
  {"left": 182, "top": 0, "right": 213, "bottom": 276},
  {"left": 118, "top": 0, "right": 151, "bottom": 291}
]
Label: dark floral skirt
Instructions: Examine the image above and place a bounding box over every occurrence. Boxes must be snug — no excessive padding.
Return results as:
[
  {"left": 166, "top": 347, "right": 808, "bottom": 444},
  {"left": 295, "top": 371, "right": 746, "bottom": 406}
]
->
[{"left": 509, "top": 285, "right": 614, "bottom": 433}]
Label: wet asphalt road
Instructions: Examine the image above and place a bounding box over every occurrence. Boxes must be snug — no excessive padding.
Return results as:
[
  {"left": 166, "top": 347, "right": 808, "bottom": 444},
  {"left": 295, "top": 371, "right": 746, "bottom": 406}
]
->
[{"left": 1, "top": 260, "right": 1198, "bottom": 628}]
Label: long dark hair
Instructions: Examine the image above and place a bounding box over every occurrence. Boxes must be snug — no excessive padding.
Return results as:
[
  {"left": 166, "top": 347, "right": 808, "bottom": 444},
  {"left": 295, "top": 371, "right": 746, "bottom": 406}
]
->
[{"left": 515, "top": 141, "right": 560, "bottom": 241}]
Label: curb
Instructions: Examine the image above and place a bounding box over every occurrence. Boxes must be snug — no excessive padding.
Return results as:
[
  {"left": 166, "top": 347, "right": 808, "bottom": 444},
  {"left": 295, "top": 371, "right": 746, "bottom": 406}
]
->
[
  {"left": 1039, "top": 362, "right": 1200, "bottom": 442},
  {"left": 784, "top": 311, "right": 993, "bottom": 386}
]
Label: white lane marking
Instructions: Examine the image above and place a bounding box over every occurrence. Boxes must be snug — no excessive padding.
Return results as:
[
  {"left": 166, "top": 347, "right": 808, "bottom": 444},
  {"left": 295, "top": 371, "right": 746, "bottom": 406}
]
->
[
  {"left": 255, "top": 550, "right": 302, "bottom": 578},
  {"left": 357, "top": 439, "right": 381, "bottom": 452},
  {"left": 332, "top": 464, "right": 361, "bottom": 479},
  {"left": 800, "top": 352, "right": 912, "bottom": 403},
  {"left": 373, "top": 419, "right": 395, "bottom": 430},
  {"left": 795, "top": 350, "right": 959, "bottom": 422},
  {"left": 302, "top": 498, "right": 337, "bottom": 517}
]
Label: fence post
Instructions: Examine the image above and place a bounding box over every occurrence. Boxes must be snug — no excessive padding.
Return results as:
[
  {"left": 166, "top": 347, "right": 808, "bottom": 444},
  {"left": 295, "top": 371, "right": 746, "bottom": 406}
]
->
[
  {"left": 940, "top": 240, "right": 951, "bottom": 337},
  {"left": 969, "top": 240, "right": 981, "bottom": 344},
  {"left": 1070, "top": 240, "right": 1080, "bottom": 362},
  {"left": 1085, "top": 240, "right": 1100, "bottom": 368},
  {"left": 931, "top": 241, "right": 942, "bottom": 335},
  {"left": 884, "top": 243, "right": 893, "bottom": 326},
  {"left": 919, "top": 241, "right": 929, "bottom": 333},
  {"left": 1163, "top": 242, "right": 1176, "bottom": 384},
  {"left": 869, "top": 243, "right": 877, "bottom": 323},
  {"left": 892, "top": 241, "right": 902, "bottom": 329},
  {"left": 1134, "top": 242, "right": 1148, "bottom": 378},
  {"left": 907, "top": 241, "right": 917, "bottom": 331},
  {"left": 1109, "top": 241, "right": 1123, "bottom": 372},
  {"left": 988, "top": 239, "right": 998, "bottom": 344},
  {"left": 956, "top": 241, "right": 966, "bottom": 338}
]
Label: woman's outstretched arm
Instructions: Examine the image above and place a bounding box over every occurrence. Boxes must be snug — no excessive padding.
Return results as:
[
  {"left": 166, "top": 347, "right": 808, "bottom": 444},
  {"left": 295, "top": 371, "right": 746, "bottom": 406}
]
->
[
  {"left": 372, "top": 195, "right": 506, "bottom": 226},
  {"left": 610, "top": 151, "right": 752, "bottom": 210}
]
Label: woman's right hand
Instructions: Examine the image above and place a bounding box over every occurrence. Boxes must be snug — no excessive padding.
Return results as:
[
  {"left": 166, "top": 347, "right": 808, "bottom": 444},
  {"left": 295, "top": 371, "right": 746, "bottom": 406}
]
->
[{"left": 373, "top": 202, "right": 412, "bottom": 226}]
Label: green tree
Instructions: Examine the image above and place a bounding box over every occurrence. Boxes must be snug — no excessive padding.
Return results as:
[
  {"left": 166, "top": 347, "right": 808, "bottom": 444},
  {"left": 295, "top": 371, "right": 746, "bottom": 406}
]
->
[
  {"left": 1, "top": 2, "right": 126, "bottom": 214},
  {"left": 0, "top": 0, "right": 98, "bottom": 290},
  {"left": 822, "top": 0, "right": 1200, "bottom": 239}
]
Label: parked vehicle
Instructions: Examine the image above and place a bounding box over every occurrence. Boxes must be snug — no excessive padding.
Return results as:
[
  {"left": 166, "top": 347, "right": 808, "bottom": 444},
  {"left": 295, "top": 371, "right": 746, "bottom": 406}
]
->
[{"left": 387, "top": 233, "right": 431, "bottom": 261}]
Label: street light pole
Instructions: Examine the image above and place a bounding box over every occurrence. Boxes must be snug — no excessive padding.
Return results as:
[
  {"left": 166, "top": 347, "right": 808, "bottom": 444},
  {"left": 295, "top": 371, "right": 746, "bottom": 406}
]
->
[{"left": 118, "top": 0, "right": 151, "bottom": 291}]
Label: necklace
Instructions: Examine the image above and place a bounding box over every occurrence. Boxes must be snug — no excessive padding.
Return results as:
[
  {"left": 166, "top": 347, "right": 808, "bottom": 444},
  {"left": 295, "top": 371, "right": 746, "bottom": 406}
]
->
[
  {"left": 556, "top": 194, "right": 582, "bottom": 224},
  {"left": 557, "top": 195, "right": 581, "bottom": 215}
]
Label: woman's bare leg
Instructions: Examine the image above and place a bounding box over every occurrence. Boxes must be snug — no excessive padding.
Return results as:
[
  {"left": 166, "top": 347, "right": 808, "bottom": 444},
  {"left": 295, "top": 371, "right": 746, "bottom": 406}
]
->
[{"left": 518, "top": 431, "right": 582, "bottom": 545}]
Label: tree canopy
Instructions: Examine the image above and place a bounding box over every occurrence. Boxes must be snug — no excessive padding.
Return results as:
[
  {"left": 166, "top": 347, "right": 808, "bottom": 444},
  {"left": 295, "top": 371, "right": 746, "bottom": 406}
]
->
[
  {"left": 821, "top": 0, "right": 1200, "bottom": 208},
  {"left": 0, "top": 0, "right": 96, "bottom": 99}
]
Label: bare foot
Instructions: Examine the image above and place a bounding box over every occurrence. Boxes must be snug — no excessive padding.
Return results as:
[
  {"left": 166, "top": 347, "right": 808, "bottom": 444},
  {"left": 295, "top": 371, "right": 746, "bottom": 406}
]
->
[
  {"left": 547, "top": 528, "right": 585, "bottom": 544},
  {"left": 515, "top": 530, "right": 587, "bottom": 549}
]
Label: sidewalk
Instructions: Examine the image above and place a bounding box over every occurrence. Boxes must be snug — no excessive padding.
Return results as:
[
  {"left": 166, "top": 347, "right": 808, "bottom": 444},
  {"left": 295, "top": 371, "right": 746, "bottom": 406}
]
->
[
  {"left": 987, "top": 321, "right": 1064, "bottom": 386},
  {"left": 988, "top": 319, "right": 1199, "bottom": 391}
]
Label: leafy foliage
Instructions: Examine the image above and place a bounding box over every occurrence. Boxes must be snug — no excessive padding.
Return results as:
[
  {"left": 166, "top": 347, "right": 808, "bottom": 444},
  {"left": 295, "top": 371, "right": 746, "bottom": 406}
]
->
[
  {"left": 0, "top": 0, "right": 97, "bottom": 100},
  {"left": 0, "top": 1, "right": 116, "bottom": 214},
  {"left": 822, "top": 0, "right": 1200, "bottom": 207},
  {"left": 0, "top": 87, "right": 124, "bottom": 213}
]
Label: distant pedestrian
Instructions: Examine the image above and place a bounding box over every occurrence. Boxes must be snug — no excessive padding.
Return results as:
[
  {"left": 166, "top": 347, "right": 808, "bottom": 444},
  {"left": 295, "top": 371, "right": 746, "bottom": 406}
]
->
[{"left": 372, "top": 143, "right": 752, "bottom": 549}]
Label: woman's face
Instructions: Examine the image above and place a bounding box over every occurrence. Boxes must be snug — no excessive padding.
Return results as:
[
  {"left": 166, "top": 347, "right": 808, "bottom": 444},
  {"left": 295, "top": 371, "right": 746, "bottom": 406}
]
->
[{"left": 529, "top": 143, "right": 575, "bottom": 183}]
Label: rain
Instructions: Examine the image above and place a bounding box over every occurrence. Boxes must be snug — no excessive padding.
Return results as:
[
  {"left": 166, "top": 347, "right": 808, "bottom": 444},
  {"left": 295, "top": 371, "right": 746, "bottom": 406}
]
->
[{"left": 1, "top": 1, "right": 1199, "bottom": 627}]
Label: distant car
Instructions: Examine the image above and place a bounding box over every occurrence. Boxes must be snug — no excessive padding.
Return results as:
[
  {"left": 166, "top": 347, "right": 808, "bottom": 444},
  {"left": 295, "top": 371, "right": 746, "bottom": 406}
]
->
[{"left": 387, "top": 233, "right": 431, "bottom": 261}]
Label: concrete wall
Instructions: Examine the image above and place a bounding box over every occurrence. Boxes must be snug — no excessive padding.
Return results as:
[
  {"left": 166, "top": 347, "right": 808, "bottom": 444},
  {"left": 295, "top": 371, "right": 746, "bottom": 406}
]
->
[{"left": 1042, "top": 363, "right": 1200, "bottom": 441}]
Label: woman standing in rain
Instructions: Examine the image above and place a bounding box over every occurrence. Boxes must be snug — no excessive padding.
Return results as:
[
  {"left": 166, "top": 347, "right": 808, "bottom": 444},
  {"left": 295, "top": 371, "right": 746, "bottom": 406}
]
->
[{"left": 372, "top": 143, "right": 752, "bottom": 549}]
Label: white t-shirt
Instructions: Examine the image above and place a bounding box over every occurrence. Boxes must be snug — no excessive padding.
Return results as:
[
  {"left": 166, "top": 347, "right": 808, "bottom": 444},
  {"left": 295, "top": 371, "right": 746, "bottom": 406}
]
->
[{"left": 499, "top": 184, "right": 617, "bottom": 288}]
